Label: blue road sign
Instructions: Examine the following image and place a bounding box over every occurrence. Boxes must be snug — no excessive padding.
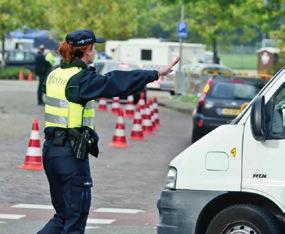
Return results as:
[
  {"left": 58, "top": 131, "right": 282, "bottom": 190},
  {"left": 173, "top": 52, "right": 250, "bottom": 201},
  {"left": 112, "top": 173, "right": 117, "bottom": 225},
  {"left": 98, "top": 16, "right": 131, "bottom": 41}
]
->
[{"left": 177, "top": 22, "right": 188, "bottom": 38}]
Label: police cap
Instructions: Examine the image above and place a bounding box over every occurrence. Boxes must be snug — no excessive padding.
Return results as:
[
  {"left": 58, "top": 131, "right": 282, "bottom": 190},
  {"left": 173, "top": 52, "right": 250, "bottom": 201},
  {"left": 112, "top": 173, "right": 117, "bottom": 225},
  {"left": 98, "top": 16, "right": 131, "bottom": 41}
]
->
[{"left": 65, "top": 29, "right": 105, "bottom": 46}]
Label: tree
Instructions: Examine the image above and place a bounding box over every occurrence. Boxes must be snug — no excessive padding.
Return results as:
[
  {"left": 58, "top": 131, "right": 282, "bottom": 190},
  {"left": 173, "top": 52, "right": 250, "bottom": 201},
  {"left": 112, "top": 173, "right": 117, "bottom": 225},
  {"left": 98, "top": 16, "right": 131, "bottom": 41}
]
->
[
  {"left": 47, "top": 0, "right": 138, "bottom": 41},
  {"left": 0, "top": 0, "right": 50, "bottom": 67},
  {"left": 162, "top": 0, "right": 281, "bottom": 64},
  {"left": 0, "top": 0, "right": 21, "bottom": 66},
  {"left": 135, "top": 0, "right": 179, "bottom": 39}
]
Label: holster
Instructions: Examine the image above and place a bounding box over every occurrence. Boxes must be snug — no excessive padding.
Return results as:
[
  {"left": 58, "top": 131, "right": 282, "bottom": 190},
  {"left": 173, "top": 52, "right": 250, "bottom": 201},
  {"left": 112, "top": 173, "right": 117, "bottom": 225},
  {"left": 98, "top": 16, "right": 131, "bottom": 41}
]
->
[
  {"left": 44, "top": 127, "right": 99, "bottom": 159},
  {"left": 69, "top": 127, "right": 99, "bottom": 159},
  {"left": 69, "top": 129, "right": 87, "bottom": 160}
]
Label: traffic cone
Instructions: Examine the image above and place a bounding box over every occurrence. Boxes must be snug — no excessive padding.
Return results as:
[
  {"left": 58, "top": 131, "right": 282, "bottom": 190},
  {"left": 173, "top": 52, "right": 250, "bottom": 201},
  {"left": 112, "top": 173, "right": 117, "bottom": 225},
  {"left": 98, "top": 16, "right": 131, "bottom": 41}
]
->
[
  {"left": 110, "top": 109, "right": 128, "bottom": 148},
  {"left": 142, "top": 103, "right": 154, "bottom": 135},
  {"left": 138, "top": 92, "right": 145, "bottom": 107},
  {"left": 124, "top": 95, "right": 135, "bottom": 118},
  {"left": 138, "top": 92, "right": 146, "bottom": 117},
  {"left": 111, "top": 97, "right": 121, "bottom": 115},
  {"left": 27, "top": 71, "right": 33, "bottom": 82},
  {"left": 153, "top": 97, "right": 160, "bottom": 128},
  {"left": 130, "top": 107, "right": 144, "bottom": 141},
  {"left": 148, "top": 99, "right": 157, "bottom": 131},
  {"left": 97, "top": 98, "right": 108, "bottom": 111},
  {"left": 18, "top": 70, "right": 24, "bottom": 81},
  {"left": 17, "top": 119, "right": 43, "bottom": 170}
]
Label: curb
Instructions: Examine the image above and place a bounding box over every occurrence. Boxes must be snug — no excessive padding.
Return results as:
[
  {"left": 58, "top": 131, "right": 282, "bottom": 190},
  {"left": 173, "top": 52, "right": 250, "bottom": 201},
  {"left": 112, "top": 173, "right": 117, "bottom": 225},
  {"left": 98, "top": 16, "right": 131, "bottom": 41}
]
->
[{"left": 157, "top": 101, "right": 193, "bottom": 115}]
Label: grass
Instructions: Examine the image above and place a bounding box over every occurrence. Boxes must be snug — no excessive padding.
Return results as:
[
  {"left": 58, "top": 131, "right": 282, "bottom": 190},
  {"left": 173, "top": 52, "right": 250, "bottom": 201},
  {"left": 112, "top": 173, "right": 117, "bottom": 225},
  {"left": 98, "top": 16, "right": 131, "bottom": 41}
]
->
[
  {"left": 171, "top": 94, "right": 198, "bottom": 110},
  {"left": 220, "top": 53, "right": 257, "bottom": 70},
  {"left": 0, "top": 67, "right": 31, "bottom": 80}
]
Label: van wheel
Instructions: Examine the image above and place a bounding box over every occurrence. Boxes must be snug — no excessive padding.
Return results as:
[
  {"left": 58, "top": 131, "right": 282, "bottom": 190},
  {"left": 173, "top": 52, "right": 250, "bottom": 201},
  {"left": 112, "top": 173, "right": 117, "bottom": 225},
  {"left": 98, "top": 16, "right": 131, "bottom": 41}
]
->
[{"left": 206, "top": 204, "right": 282, "bottom": 234}]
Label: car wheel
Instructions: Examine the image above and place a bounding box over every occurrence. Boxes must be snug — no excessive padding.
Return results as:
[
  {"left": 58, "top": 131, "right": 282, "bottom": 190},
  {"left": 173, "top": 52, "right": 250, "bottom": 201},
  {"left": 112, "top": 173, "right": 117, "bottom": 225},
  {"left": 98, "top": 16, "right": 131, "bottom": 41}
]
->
[
  {"left": 169, "top": 90, "right": 175, "bottom": 96},
  {"left": 206, "top": 204, "right": 282, "bottom": 234}
]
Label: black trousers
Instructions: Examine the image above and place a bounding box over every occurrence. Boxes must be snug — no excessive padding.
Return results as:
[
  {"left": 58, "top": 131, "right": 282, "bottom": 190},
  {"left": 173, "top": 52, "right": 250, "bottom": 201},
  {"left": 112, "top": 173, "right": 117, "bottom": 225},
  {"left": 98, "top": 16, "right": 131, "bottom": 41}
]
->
[{"left": 38, "top": 139, "right": 93, "bottom": 234}]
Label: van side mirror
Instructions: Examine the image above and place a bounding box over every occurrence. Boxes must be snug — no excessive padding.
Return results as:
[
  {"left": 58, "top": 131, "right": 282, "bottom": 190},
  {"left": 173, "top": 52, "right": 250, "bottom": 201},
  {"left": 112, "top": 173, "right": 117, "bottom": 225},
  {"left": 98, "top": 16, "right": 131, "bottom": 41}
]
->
[{"left": 250, "top": 96, "right": 266, "bottom": 141}]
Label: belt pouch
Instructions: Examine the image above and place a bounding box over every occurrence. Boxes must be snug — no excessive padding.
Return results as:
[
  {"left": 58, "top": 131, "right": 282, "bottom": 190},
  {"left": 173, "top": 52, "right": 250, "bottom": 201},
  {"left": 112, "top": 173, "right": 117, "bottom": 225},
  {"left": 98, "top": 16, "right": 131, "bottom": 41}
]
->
[{"left": 53, "top": 130, "right": 66, "bottom": 146}]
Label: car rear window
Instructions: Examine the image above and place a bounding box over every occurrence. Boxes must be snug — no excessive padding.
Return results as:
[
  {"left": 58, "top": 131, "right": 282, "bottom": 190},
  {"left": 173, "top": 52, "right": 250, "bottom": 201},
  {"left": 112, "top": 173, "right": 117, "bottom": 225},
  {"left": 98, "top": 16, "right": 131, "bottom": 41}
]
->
[{"left": 209, "top": 82, "right": 259, "bottom": 100}]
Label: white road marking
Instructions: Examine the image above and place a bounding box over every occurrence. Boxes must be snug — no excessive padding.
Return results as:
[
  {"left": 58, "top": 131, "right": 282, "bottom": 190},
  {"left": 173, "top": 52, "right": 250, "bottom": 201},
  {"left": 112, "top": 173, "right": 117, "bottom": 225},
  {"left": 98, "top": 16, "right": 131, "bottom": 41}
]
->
[
  {"left": 85, "top": 226, "right": 100, "bottom": 229},
  {"left": 87, "top": 218, "right": 115, "bottom": 224},
  {"left": 0, "top": 221, "right": 6, "bottom": 224},
  {"left": 11, "top": 204, "right": 53, "bottom": 210},
  {"left": 0, "top": 214, "right": 26, "bottom": 219},
  {"left": 94, "top": 208, "right": 144, "bottom": 214}
]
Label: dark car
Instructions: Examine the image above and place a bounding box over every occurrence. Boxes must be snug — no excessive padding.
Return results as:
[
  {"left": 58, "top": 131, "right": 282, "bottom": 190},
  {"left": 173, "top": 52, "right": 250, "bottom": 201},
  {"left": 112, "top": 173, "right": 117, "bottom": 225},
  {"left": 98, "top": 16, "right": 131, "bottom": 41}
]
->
[
  {"left": 191, "top": 77, "right": 265, "bottom": 143},
  {"left": 93, "top": 60, "right": 146, "bottom": 103}
]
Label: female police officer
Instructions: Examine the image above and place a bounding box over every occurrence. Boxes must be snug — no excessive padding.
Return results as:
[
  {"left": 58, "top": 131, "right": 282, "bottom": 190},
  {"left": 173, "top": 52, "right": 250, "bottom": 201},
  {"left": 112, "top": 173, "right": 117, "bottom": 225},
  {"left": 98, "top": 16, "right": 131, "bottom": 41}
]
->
[{"left": 38, "top": 29, "right": 179, "bottom": 234}]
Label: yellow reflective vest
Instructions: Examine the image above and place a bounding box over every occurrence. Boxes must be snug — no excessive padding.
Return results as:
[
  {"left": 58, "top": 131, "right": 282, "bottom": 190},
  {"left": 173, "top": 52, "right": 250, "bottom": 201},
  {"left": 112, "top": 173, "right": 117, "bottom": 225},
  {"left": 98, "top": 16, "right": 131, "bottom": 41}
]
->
[
  {"left": 45, "top": 51, "right": 55, "bottom": 66},
  {"left": 45, "top": 67, "right": 95, "bottom": 129}
]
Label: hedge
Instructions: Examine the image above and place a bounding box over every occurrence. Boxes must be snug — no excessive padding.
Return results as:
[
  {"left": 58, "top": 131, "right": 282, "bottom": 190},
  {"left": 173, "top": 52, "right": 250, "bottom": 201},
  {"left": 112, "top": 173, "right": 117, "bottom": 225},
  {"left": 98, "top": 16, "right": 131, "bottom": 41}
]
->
[{"left": 0, "top": 67, "right": 33, "bottom": 80}]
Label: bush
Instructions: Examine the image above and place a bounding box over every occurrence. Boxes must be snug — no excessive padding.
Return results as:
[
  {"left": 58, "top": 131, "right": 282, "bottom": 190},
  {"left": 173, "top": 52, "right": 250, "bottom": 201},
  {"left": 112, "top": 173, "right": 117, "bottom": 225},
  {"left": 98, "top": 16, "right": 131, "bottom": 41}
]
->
[{"left": 0, "top": 67, "right": 32, "bottom": 80}]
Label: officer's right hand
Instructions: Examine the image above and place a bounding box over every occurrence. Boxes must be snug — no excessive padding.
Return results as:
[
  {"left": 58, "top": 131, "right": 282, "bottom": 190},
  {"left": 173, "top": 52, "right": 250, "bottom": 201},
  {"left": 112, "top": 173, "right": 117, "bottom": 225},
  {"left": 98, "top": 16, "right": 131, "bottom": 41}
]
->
[{"left": 158, "top": 57, "right": 180, "bottom": 78}]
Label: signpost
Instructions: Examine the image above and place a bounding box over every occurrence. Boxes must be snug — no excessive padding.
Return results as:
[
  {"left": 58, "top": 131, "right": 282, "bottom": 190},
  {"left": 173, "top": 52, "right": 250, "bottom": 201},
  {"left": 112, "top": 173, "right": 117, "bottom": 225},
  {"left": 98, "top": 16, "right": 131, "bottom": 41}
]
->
[
  {"left": 176, "top": 22, "right": 188, "bottom": 39},
  {"left": 175, "top": 4, "right": 187, "bottom": 95}
]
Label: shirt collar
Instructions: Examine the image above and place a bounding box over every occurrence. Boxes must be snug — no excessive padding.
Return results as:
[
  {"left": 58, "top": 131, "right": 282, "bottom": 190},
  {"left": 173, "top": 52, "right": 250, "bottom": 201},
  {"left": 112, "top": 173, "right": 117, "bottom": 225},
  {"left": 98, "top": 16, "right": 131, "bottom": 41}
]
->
[{"left": 60, "top": 57, "right": 87, "bottom": 69}]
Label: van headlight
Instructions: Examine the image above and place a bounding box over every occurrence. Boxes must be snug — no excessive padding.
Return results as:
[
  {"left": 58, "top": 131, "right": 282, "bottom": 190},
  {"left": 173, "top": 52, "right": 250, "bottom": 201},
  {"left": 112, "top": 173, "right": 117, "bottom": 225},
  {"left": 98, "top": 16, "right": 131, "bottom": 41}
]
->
[{"left": 165, "top": 167, "right": 177, "bottom": 189}]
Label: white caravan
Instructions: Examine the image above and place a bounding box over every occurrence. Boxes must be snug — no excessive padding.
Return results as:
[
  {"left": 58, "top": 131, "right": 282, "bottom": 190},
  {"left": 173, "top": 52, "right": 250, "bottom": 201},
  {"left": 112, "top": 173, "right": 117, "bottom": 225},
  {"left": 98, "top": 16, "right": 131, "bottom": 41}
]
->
[
  {"left": 157, "top": 68, "right": 285, "bottom": 234},
  {"left": 105, "top": 38, "right": 206, "bottom": 70}
]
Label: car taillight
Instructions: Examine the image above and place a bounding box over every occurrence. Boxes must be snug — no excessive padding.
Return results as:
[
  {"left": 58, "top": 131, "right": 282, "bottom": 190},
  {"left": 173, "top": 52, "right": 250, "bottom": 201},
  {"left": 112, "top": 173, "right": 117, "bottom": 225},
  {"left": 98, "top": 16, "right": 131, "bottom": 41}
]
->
[{"left": 197, "top": 119, "right": 203, "bottom": 127}]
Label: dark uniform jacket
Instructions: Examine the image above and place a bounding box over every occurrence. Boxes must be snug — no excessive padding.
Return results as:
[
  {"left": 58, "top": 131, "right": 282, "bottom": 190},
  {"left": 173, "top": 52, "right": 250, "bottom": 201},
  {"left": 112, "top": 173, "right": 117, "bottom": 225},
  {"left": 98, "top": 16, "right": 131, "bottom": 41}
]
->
[
  {"left": 35, "top": 52, "right": 51, "bottom": 76},
  {"left": 58, "top": 58, "right": 159, "bottom": 105}
]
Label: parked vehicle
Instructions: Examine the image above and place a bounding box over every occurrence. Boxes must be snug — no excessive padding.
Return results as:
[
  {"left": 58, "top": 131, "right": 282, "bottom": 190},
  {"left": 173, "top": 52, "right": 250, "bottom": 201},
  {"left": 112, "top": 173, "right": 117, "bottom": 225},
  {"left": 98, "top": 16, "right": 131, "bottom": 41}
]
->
[
  {"left": 157, "top": 68, "right": 285, "bottom": 234},
  {"left": 93, "top": 60, "right": 146, "bottom": 103},
  {"left": 191, "top": 77, "right": 265, "bottom": 143},
  {"left": 105, "top": 38, "right": 208, "bottom": 91},
  {"left": 159, "top": 63, "right": 234, "bottom": 95},
  {"left": 5, "top": 50, "right": 35, "bottom": 70},
  {"left": 105, "top": 38, "right": 207, "bottom": 70}
]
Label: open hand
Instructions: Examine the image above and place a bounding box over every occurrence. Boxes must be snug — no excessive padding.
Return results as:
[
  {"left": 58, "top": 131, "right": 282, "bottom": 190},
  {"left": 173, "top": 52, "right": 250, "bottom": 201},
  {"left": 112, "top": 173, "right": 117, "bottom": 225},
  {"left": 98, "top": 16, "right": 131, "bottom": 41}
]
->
[{"left": 159, "top": 57, "right": 180, "bottom": 78}]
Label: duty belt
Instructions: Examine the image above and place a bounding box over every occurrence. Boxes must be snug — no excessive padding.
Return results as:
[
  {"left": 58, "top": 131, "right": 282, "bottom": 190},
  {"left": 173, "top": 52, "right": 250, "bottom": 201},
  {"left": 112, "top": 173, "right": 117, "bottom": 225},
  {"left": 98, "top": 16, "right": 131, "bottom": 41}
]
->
[{"left": 44, "top": 127, "right": 82, "bottom": 141}]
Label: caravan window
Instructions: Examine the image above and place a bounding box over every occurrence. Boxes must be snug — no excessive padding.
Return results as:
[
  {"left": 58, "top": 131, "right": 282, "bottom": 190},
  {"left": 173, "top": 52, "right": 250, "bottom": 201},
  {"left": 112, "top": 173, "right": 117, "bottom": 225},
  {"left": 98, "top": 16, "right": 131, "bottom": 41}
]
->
[{"left": 141, "top": 49, "right": 152, "bottom": 61}]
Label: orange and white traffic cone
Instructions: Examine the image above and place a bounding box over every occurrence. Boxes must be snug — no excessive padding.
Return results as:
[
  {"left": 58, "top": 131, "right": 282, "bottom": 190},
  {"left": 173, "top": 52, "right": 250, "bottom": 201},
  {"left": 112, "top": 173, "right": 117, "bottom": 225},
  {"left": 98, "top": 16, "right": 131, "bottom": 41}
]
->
[
  {"left": 138, "top": 92, "right": 145, "bottom": 107},
  {"left": 153, "top": 97, "right": 160, "bottom": 128},
  {"left": 111, "top": 97, "right": 121, "bottom": 115},
  {"left": 17, "top": 119, "right": 43, "bottom": 170},
  {"left": 142, "top": 103, "right": 154, "bottom": 135},
  {"left": 138, "top": 92, "right": 146, "bottom": 117},
  {"left": 124, "top": 95, "right": 135, "bottom": 118},
  {"left": 18, "top": 70, "right": 24, "bottom": 81},
  {"left": 97, "top": 98, "right": 108, "bottom": 111},
  {"left": 130, "top": 107, "right": 144, "bottom": 141},
  {"left": 110, "top": 109, "right": 128, "bottom": 148},
  {"left": 148, "top": 99, "right": 157, "bottom": 131},
  {"left": 27, "top": 71, "right": 33, "bottom": 82}
]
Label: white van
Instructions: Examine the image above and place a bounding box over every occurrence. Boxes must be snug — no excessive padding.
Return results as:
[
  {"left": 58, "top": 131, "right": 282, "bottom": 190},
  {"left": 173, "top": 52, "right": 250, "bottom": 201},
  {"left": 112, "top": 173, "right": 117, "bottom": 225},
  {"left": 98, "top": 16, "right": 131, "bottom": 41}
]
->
[{"left": 157, "top": 68, "right": 285, "bottom": 233}]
